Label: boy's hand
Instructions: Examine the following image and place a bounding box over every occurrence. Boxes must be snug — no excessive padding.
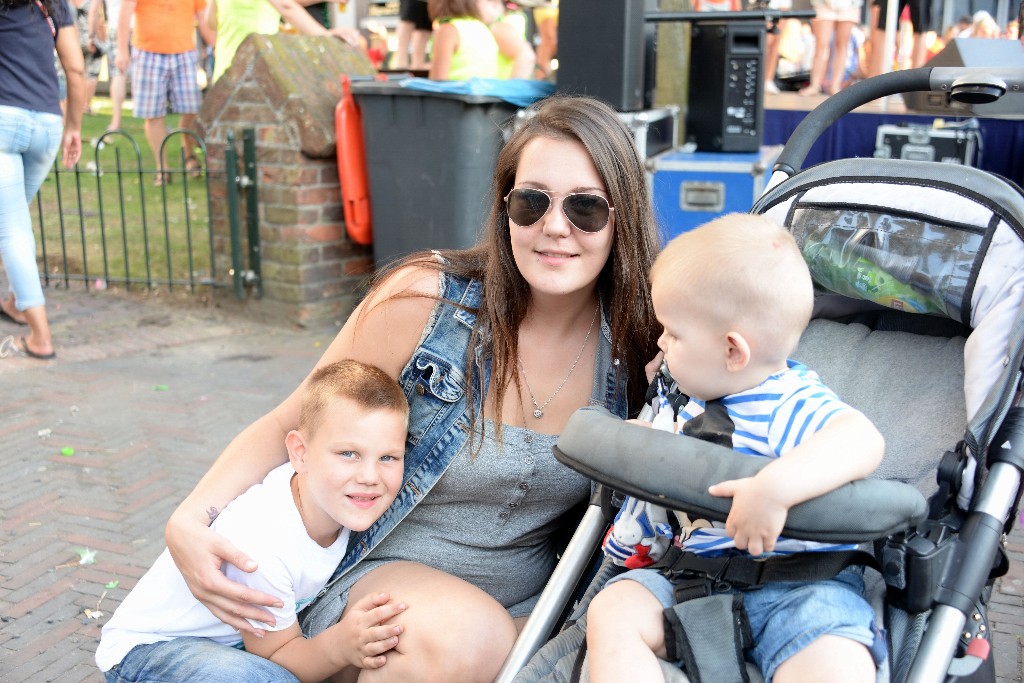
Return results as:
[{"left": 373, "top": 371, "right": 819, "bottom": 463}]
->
[
  {"left": 603, "top": 496, "right": 673, "bottom": 568},
  {"left": 708, "top": 475, "right": 788, "bottom": 556},
  {"left": 330, "top": 592, "right": 408, "bottom": 670}
]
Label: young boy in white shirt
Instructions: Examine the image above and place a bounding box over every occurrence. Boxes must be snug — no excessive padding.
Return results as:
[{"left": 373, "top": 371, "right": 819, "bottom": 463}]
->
[{"left": 96, "top": 359, "right": 410, "bottom": 682}]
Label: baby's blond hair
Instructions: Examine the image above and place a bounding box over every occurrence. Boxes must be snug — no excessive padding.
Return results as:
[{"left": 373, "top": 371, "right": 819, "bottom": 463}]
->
[{"left": 651, "top": 214, "right": 813, "bottom": 361}]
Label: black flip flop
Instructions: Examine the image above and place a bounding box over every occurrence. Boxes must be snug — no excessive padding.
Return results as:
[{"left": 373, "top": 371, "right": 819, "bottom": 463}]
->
[
  {"left": 0, "top": 308, "right": 27, "bottom": 326},
  {"left": 18, "top": 336, "right": 56, "bottom": 360}
]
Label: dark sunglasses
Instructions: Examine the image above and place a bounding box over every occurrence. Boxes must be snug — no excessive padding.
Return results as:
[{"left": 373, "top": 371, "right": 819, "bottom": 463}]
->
[{"left": 504, "top": 188, "right": 614, "bottom": 233}]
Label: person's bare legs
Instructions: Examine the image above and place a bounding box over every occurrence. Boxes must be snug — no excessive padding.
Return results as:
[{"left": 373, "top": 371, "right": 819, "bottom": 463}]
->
[
  {"left": 829, "top": 21, "right": 854, "bottom": 93},
  {"left": 910, "top": 30, "right": 927, "bottom": 67},
  {"left": 867, "top": 3, "right": 886, "bottom": 76},
  {"left": 587, "top": 580, "right": 669, "bottom": 683},
  {"left": 394, "top": 20, "right": 413, "bottom": 68},
  {"left": 410, "top": 29, "right": 430, "bottom": 70},
  {"left": 764, "top": 28, "right": 781, "bottom": 92},
  {"left": 1, "top": 295, "right": 26, "bottom": 324},
  {"left": 107, "top": 72, "right": 126, "bottom": 131},
  {"left": 535, "top": 16, "right": 558, "bottom": 76},
  {"left": 144, "top": 115, "right": 168, "bottom": 176},
  {"left": 21, "top": 305, "right": 54, "bottom": 357},
  {"left": 801, "top": 18, "right": 836, "bottom": 95},
  {"left": 83, "top": 77, "right": 98, "bottom": 115},
  {"left": 338, "top": 562, "right": 518, "bottom": 682},
  {"left": 773, "top": 634, "right": 875, "bottom": 683}
]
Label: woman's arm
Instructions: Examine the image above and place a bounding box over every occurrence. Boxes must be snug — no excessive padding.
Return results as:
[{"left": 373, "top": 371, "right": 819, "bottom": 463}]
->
[
  {"left": 428, "top": 22, "right": 458, "bottom": 80},
  {"left": 55, "top": 24, "right": 84, "bottom": 168},
  {"left": 165, "top": 266, "right": 440, "bottom": 634},
  {"left": 202, "top": 0, "right": 217, "bottom": 43},
  {"left": 490, "top": 20, "right": 535, "bottom": 79},
  {"left": 115, "top": 0, "right": 134, "bottom": 73}
]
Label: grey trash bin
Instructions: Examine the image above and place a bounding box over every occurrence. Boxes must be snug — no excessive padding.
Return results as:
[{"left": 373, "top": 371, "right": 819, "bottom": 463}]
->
[{"left": 350, "top": 81, "right": 520, "bottom": 267}]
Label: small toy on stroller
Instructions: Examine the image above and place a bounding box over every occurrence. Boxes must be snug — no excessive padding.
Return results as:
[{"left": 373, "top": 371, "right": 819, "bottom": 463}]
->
[{"left": 499, "top": 67, "right": 1024, "bottom": 683}]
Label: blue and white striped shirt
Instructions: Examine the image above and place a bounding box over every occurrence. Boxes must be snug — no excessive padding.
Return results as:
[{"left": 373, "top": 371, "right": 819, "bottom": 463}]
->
[{"left": 675, "top": 360, "right": 858, "bottom": 556}]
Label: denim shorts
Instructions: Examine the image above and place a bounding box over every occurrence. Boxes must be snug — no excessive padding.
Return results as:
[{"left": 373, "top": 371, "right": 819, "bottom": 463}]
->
[
  {"left": 104, "top": 637, "right": 299, "bottom": 683},
  {"left": 607, "top": 564, "right": 887, "bottom": 682}
]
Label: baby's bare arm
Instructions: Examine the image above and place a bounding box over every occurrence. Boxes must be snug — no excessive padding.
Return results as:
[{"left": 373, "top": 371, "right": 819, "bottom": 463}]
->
[{"left": 708, "top": 411, "right": 884, "bottom": 555}]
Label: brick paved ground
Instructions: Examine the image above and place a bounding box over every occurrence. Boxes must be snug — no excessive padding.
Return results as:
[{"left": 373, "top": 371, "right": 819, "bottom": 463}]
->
[{"left": 0, "top": 287, "right": 1022, "bottom": 682}]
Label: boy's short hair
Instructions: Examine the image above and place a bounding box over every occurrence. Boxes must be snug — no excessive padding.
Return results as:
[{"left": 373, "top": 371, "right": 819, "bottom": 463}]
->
[
  {"left": 300, "top": 360, "right": 409, "bottom": 439},
  {"left": 652, "top": 213, "right": 814, "bottom": 357}
]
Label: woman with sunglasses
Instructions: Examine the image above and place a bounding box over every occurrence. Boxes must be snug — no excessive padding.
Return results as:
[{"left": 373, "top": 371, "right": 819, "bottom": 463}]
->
[
  {"left": 159, "top": 95, "right": 662, "bottom": 681},
  {"left": 0, "top": 0, "right": 83, "bottom": 359}
]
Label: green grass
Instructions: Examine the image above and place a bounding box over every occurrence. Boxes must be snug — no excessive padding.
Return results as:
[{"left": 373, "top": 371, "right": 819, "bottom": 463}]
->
[{"left": 35, "top": 99, "right": 217, "bottom": 291}]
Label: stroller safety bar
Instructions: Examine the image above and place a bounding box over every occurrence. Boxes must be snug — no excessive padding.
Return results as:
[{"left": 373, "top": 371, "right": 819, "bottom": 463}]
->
[
  {"left": 494, "top": 504, "right": 607, "bottom": 683},
  {"left": 554, "top": 407, "right": 927, "bottom": 542}
]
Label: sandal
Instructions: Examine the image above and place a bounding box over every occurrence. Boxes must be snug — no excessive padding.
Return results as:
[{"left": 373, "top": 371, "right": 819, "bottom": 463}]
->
[
  {"left": 184, "top": 155, "right": 203, "bottom": 179},
  {"left": 18, "top": 336, "right": 56, "bottom": 360},
  {"left": 153, "top": 171, "right": 172, "bottom": 187}
]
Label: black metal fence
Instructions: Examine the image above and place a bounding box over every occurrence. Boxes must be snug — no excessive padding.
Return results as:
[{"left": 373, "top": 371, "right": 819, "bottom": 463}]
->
[{"left": 33, "top": 127, "right": 260, "bottom": 298}]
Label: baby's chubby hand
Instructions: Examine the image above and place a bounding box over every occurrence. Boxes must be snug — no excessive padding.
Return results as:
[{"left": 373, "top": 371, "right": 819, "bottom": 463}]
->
[{"left": 707, "top": 475, "right": 789, "bottom": 557}]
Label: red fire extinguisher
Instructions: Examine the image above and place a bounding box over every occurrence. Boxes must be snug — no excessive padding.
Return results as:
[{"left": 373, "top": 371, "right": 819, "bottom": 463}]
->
[{"left": 335, "top": 75, "right": 372, "bottom": 245}]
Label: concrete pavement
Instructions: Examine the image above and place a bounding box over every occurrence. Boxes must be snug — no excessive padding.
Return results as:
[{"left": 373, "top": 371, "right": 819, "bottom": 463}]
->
[{"left": 0, "top": 286, "right": 1021, "bottom": 682}]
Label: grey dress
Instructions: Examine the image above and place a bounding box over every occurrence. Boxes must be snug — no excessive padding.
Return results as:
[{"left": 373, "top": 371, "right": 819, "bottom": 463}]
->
[{"left": 311, "top": 317, "right": 614, "bottom": 628}]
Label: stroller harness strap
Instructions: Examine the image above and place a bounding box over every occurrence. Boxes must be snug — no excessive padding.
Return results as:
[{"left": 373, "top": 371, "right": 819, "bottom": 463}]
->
[
  {"left": 664, "top": 593, "right": 753, "bottom": 683},
  {"left": 656, "top": 547, "right": 879, "bottom": 599},
  {"left": 657, "top": 548, "right": 878, "bottom": 683}
]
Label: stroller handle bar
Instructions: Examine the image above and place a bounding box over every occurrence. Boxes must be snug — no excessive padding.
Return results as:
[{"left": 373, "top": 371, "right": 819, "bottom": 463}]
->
[{"left": 772, "top": 67, "right": 1024, "bottom": 179}]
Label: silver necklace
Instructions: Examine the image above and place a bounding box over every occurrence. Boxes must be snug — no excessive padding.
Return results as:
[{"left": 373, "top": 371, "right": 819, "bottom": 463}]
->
[{"left": 518, "top": 303, "right": 600, "bottom": 419}]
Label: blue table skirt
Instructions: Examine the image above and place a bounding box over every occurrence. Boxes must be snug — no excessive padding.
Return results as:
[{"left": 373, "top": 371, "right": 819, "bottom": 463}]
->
[{"left": 764, "top": 108, "right": 1024, "bottom": 187}]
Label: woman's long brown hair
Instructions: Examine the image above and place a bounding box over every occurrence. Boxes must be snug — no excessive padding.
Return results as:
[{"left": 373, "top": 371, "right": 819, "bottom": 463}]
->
[{"left": 368, "top": 95, "right": 661, "bottom": 447}]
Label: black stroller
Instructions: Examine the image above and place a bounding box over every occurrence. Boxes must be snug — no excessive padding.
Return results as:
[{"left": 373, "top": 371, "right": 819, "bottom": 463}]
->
[{"left": 498, "top": 67, "right": 1024, "bottom": 683}]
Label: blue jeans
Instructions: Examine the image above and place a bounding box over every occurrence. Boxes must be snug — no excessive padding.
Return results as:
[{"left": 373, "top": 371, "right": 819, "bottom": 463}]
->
[
  {"left": 0, "top": 105, "right": 62, "bottom": 311},
  {"left": 609, "top": 565, "right": 887, "bottom": 682},
  {"left": 104, "top": 637, "right": 300, "bottom": 683}
]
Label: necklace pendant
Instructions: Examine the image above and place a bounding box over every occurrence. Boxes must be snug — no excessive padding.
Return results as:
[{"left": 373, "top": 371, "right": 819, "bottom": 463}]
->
[{"left": 533, "top": 409, "right": 544, "bottom": 419}]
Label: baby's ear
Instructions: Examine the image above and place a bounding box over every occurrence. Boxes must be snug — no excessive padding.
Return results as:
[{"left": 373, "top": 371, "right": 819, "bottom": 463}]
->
[
  {"left": 724, "top": 331, "right": 751, "bottom": 372},
  {"left": 285, "top": 430, "right": 308, "bottom": 472}
]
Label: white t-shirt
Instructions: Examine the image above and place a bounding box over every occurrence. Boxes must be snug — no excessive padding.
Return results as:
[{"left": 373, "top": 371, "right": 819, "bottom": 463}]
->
[{"left": 95, "top": 463, "right": 351, "bottom": 672}]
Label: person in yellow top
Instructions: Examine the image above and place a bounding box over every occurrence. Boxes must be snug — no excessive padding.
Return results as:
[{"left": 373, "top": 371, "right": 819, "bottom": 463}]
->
[
  {"left": 428, "top": 0, "right": 502, "bottom": 80},
  {"left": 204, "top": 0, "right": 362, "bottom": 85},
  {"left": 491, "top": 2, "right": 535, "bottom": 79}
]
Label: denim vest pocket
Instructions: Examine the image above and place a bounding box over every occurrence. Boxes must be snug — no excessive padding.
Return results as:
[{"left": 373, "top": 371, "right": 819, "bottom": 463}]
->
[{"left": 405, "top": 349, "right": 467, "bottom": 446}]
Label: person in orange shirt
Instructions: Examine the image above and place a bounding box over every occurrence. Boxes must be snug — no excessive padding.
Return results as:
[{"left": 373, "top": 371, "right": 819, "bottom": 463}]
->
[{"left": 116, "top": 0, "right": 214, "bottom": 186}]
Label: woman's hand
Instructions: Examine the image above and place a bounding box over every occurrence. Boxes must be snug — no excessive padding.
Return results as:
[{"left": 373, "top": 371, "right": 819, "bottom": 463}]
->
[{"left": 165, "top": 513, "right": 283, "bottom": 635}]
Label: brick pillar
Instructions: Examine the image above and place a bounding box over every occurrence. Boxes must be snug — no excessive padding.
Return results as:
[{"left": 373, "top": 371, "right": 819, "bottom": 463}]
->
[{"left": 199, "top": 33, "right": 377, "bottom": 325}]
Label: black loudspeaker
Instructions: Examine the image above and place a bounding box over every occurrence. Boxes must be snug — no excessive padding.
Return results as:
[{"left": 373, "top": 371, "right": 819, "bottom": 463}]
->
[
  {"left": 686, "top": 21, "right": 765, "bottom": 152},
  {"left": 556, "top": 0, "right": 647, "bottom": 111},
  {"left": 903, "top": 39, "right": 1024, "bottom": 117}
]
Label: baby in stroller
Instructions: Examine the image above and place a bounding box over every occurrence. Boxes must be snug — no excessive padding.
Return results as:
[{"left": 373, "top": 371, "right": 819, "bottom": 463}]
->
[{"left": 587, "top": 214, "right": 887, "bottom": 682}]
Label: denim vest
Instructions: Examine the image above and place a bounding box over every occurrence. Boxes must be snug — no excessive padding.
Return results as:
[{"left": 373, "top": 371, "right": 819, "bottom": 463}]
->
[{"left": 323, "top": 271, "right": 628, "bottom": 587}]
